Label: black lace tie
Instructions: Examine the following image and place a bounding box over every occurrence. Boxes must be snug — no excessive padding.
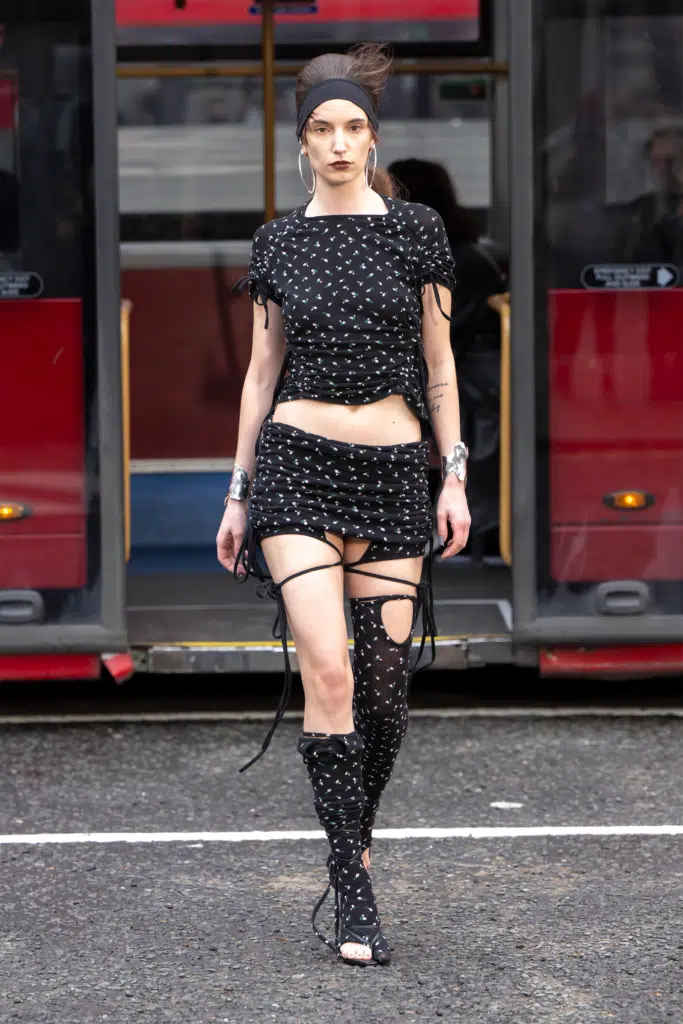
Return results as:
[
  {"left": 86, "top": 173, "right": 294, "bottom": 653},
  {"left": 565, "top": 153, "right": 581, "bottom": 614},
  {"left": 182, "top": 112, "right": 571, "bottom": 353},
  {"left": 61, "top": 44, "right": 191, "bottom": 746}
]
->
[{"left": 232, "top": 274, "right": 270, "bottom": 329}]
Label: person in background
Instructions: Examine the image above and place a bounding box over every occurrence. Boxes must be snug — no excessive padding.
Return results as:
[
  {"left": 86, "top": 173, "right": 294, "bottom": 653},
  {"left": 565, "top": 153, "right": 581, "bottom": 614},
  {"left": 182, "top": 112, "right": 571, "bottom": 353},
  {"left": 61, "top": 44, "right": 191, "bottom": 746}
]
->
[
  {"left": 617, "top": 122, "right": 683, "bottom": 266},
  {"left": 388, "top": 158, "right": 506, "bottom": 557}
]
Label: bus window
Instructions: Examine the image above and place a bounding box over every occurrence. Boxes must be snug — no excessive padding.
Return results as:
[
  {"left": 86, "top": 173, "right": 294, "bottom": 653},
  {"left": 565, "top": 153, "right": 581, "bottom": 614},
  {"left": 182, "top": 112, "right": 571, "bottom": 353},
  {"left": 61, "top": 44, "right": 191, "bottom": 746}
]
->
[{"left": 533, "top": 0, "right": 683, "bottom": 619}]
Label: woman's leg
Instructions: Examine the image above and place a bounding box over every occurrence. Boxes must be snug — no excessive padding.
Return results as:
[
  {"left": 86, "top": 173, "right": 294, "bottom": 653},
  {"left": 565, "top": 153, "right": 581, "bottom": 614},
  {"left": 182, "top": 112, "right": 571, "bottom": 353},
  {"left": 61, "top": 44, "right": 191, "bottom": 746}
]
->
[
  {"left": 260, "top": 532, "right": 352, "bottom": 733},
  {"left": 260, "top": 532, "right": 389, "bottom": 964},
  {"left": 343, "top": 539, "right": 424, "bottom": 867}
]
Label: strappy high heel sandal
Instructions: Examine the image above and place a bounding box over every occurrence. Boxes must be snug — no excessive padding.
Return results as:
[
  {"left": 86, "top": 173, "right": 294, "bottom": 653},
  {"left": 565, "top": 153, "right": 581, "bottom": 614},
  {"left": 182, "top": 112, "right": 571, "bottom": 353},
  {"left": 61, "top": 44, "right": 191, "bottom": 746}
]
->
[{"left": 311, "top": 850, "right": 391, "bottom": 966}]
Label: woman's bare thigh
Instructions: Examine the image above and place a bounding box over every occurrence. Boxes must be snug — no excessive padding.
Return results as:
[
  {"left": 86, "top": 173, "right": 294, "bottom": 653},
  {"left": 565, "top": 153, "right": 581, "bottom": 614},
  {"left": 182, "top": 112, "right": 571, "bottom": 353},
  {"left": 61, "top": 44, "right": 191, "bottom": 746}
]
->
[{"left": 260, "top": 532, "right": 352, "bottom": 720}]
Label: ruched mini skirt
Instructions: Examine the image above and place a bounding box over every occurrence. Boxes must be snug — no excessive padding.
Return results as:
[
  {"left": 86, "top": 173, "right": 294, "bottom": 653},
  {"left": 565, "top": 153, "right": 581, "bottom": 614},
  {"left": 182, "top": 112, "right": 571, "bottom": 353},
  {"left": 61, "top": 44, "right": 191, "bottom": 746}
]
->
[
  {"left": 234, "top": 416, "right": 438, "bottom": 772},
  {"left": 249, "top": 418, "right": 433, "bottom": 550}
]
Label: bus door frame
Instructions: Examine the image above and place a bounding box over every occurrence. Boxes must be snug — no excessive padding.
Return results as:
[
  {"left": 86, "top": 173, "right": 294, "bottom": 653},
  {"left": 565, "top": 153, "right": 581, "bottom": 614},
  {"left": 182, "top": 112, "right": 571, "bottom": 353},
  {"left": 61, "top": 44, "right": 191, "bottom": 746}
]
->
[
  {"left": 508, "top": 0, "right": 683, "bottom": 646},
  {"left": 1, "top": 0, "right": 127, "bottom": 656}
]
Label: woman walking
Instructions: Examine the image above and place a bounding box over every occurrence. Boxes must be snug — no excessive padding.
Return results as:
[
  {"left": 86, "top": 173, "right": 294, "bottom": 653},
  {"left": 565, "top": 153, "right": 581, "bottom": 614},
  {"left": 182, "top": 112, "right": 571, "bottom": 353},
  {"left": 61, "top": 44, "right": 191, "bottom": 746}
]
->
[{"left": 216, "top": 43, "right": 470, "bottom": 966}]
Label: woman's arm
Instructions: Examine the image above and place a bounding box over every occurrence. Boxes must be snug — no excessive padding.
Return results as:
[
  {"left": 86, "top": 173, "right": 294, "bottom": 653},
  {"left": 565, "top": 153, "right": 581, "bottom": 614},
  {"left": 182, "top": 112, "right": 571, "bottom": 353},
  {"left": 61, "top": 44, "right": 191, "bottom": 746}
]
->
[
  {"left": 232, "top": 298, "right": 286, "bottom": 480},
  {"left": 217, "top": 297, "right": 285, "bottom": 574},
  {"left": 422, "top": 283, "right": 471, "bottom": 558}
]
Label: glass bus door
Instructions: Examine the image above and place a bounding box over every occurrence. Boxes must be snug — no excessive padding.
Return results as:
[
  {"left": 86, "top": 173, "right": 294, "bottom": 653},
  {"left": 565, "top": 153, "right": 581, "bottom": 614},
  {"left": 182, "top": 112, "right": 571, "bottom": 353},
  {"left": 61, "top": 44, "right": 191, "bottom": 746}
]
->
[
  {"left": 0, "top": 0, "right": 126, "bottom": 654},
  {"left": 509, "top": 0, "right": 683, "bottom": 643}
]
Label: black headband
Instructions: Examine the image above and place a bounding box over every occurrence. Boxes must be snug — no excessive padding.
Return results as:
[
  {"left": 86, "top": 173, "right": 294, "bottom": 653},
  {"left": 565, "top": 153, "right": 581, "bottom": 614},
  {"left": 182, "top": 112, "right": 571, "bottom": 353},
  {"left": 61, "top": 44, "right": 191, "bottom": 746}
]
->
[{"left": 296, "top": 78, "right": 378, "bottom": 140}]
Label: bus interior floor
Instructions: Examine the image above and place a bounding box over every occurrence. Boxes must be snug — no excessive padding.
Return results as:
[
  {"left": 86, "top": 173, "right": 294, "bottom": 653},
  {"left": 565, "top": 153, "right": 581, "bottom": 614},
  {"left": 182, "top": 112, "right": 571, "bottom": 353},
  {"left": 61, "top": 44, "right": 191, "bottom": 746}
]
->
[{"left": 125, "top": 549, "right": 512, "bottom": 649}]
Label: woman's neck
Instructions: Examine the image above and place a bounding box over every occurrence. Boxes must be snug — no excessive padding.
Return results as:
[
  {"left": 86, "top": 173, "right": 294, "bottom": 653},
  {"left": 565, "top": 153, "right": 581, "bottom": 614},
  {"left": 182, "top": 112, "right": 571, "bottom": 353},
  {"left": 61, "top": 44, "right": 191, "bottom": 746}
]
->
[{"left": 304, "top": 179, "right": 387, "bottom": 217}]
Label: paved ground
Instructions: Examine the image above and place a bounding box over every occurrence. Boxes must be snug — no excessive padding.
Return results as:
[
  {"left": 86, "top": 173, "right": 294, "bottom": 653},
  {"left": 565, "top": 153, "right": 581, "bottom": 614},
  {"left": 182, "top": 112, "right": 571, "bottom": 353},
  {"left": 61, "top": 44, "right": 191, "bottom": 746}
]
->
[{"left": 1, "top": 715, "right": 682, "bottom": 1023}]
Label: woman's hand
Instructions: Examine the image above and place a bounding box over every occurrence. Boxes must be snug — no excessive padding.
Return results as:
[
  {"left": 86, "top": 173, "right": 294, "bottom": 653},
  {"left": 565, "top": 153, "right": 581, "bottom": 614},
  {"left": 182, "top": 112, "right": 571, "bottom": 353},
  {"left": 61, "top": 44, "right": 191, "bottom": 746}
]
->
[
  {"left": 436, "top": 475, "right": 471, "bottom": 558},
  {"left": 216, "top": 499, "right": 249, "bottom": 576}
]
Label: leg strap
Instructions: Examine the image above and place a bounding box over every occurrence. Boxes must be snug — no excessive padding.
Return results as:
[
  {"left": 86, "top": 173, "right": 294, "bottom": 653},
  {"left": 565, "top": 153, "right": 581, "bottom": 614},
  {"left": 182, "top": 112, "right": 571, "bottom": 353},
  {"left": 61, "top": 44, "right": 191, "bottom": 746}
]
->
[
  {"left": 233, "top": 527, "right": 436, "bottom": 772},
  {"left": 235, "top": 527, "right": 343, "bottom": 772},
  {"left": 343, "top": 532, "right": 437, "bottom": 678}
]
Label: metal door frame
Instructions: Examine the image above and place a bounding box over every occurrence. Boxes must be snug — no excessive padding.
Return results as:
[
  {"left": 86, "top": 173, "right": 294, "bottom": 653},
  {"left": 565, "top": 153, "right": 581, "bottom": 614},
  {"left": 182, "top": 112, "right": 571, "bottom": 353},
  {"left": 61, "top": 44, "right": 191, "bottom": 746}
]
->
[
  {"left": 2, "top": 0, "right": 127, "bottom": 654},
  {"left": 508, "top": 0, "right": 683, "bottom": 644}
]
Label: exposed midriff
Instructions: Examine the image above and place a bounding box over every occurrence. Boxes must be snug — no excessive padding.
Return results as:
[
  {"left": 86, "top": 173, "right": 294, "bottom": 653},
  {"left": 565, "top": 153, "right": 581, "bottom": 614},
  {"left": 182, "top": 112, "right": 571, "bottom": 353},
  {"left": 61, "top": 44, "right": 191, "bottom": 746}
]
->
[{"left": 271, "top": 393, "right": 421, "bottom": 446}]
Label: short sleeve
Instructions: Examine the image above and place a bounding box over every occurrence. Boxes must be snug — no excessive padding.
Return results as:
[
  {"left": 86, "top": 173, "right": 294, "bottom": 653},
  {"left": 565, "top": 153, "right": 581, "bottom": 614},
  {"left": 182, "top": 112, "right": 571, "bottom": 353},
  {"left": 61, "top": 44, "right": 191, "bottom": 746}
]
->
[
  {"left": 411, "top": 205, "right": 457, "bottom": 295},
  {"left": 232, "top": 225, "right": 282, "bottom": 326}
]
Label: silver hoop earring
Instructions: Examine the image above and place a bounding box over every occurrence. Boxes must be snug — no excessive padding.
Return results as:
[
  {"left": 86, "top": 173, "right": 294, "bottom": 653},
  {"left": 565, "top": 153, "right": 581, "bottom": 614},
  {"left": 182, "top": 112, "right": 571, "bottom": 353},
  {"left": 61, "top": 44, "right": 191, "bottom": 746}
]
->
[
  {"left": 298, "top": 151, "right": 316, "bottom": 195},
  {"left": 365, "top": 146, "right": 377, "bottom": 189}
]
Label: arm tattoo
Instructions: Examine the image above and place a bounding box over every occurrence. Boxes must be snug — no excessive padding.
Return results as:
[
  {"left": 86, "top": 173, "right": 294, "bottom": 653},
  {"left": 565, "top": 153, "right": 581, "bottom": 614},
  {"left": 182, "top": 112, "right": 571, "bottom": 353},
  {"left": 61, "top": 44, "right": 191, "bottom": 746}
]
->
[{"left": 427, "top": 381, "right": 449, "bottom": 391}]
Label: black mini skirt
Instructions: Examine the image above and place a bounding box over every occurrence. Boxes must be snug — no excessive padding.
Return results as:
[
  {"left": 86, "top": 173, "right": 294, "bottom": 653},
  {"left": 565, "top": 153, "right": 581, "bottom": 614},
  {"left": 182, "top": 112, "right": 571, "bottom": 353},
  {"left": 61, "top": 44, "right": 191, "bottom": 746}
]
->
[
  {"left": 249, "top": 418, "right": 433, "bottom": 549},
  {"left": 233, "top": 416, "right": 438, "bottom": 772}
]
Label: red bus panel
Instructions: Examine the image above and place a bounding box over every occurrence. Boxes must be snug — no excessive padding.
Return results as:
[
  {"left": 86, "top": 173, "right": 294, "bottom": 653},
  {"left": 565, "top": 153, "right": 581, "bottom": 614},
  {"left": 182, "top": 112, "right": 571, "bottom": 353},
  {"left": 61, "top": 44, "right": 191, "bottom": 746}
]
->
[
  {"left": 549, "top": 288, "right": 683, "bottom": 583},
  {"left": 0, "top": 299, "right": 86, "bottom": 589},
  {"left": 116, "top": 0, "right": 480, "bottom": 27},
  {"left": 0, "top": 654, "right": 100, "bottom": 682},
  {"left": 115, "top": 0, "right": 483, "bottom": 46}
]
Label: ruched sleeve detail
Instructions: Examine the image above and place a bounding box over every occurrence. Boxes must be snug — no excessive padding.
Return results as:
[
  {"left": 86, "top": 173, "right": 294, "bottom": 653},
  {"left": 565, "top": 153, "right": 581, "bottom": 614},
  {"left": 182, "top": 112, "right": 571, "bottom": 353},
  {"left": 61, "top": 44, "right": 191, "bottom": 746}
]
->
[
  {"left": 411, "top": 206, "right": 457, "bottom": 322},
  {"left": 232, "top": 224, "right": 282, "bottom": 329}
]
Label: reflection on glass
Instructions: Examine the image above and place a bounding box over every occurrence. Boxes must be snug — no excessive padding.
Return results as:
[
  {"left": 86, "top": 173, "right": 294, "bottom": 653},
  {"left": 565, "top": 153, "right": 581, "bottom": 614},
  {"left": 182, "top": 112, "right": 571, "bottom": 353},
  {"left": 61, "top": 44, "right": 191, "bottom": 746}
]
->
[
  {"left": 535, "top": 2, "right": 683, "bottom": 619},
  {"left": 118, "top": 72, "right": 490, "bottom": 241}
]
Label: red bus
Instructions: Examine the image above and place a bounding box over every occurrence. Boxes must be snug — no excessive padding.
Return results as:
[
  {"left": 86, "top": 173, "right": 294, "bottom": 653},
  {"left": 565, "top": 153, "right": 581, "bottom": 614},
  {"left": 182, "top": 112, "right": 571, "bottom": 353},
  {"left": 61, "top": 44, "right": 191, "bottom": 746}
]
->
[{"left": 0, "top": 0, "right": 681, "bottom": 683}]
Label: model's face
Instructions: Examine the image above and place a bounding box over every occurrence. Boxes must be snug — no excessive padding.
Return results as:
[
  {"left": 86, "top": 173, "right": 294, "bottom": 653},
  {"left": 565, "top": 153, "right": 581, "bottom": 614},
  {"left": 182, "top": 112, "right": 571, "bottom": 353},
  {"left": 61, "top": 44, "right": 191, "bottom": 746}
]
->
[{"left": 301, "top": 98, "right": 375, "bottom": 187}]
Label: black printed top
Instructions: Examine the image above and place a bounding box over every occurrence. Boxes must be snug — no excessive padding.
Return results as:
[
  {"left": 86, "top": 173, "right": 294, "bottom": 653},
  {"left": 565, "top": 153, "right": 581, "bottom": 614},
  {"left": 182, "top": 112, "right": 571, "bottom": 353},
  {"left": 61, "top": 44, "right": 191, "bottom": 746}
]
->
[{"left": 239, "top": 196, "right": 456, "bottom": 427}]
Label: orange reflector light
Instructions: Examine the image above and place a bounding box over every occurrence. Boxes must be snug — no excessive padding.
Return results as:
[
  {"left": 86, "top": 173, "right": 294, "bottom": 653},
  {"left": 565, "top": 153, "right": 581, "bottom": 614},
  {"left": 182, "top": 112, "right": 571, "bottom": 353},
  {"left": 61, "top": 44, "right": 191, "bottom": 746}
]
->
[
  {"left": 603, "top": 490, "right": 653, "bottom": 511},
  {"left": 0, "top": 503, "right": 25, "bottom": 520}
]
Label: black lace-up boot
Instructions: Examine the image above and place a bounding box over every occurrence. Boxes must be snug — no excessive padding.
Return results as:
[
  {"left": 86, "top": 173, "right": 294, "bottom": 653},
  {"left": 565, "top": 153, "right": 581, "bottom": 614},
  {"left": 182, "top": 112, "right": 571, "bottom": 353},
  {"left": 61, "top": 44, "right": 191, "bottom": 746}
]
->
[{"left": 297, "top": 730, "right": 391, "bottom": 965}]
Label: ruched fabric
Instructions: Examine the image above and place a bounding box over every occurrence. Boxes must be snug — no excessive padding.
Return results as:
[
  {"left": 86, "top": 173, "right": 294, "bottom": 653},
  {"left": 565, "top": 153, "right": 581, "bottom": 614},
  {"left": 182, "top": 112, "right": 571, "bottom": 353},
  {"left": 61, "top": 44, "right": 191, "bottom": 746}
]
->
[
  {"left": 239, "top": 197, "right": 456, "bottom": 430},
  {"left": 251, "top": 418, "right": 432, "bottom": 547},
  {"left": 233, "top": 419, "right": 437, "bottom": 773}
]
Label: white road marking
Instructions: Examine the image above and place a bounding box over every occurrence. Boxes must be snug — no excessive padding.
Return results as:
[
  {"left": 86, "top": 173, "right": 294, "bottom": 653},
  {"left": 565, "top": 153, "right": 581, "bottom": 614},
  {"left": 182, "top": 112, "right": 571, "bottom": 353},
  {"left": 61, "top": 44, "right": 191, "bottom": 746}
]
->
[
  {"left": 1, "top": 826, "right": 682, "bottom": 846},
  {"left": 1, "top": 707, "right": 682, "bottom": 725},
  {"left": 490, "top": 801, "right": 525, "bottom": 809}
]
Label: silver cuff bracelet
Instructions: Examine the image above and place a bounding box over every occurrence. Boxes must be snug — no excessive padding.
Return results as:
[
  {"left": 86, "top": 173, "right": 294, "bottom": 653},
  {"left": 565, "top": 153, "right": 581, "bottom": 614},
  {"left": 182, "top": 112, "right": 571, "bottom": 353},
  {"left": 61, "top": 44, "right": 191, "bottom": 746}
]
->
[
  {"left": 225, "top": 465, "right": 250, "bottom": 503},
  {"left": 441, "top": 442, "right": 469, "bottom": 482}
]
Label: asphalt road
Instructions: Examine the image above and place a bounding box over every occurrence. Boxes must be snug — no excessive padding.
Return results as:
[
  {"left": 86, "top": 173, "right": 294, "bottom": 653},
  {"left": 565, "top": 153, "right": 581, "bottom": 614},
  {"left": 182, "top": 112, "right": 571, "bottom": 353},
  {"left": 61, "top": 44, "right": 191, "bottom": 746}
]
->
[{"left": 1, "top": 714, "right": 682, "bottom": 1023}]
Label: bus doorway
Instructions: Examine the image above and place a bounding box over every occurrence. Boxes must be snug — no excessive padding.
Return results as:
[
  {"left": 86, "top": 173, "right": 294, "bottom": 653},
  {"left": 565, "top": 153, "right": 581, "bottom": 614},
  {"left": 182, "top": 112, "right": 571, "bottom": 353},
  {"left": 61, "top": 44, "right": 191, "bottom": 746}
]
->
[
  {"left": 0, "top": 0, "right": 127, "bottom": 679},
  {"left": 509, "top": 0, "right": 683, "bottom": 660},
  {"left": 116, "top": 0, "right": 513, "bottom": 674}
]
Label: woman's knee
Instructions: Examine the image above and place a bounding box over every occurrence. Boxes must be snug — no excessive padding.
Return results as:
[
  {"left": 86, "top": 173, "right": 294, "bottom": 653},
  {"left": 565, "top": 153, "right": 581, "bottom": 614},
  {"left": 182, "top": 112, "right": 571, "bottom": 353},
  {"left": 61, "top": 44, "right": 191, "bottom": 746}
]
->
[{"left": 305, "top": 659, "right": 354, "bottom": 714}]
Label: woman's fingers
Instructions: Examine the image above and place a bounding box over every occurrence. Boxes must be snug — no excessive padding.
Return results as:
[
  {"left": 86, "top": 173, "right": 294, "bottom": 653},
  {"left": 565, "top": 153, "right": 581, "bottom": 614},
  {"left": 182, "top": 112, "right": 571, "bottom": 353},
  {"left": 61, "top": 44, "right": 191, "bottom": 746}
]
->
[
  {"left": 436, "top": 483, "right": 471, "bottom": 558},
  {"left": 217, "top": 504, "right": 249, "bottom": 573},
  {"left": 217, "top": 529, "right": 235, "bottom": 572},
  {"left": 217, "top": 527, "right": 248, "bottom": 576},
  {"left": 440, "top": 512, "right": 471, "bottom": 558},
  {"left": 232, "top": 532, "right": 246, "bottom": 576},
  {"left": 436, "top": 507, "right": 448, "bottom": 547}
]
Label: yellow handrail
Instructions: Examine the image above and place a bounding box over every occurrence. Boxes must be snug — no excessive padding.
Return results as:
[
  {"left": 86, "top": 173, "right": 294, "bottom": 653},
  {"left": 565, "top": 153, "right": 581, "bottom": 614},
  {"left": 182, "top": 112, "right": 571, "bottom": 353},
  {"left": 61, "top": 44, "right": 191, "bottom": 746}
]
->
[
  {"left": 487, "top": 292, "right": 511, "bottom": 566},
  {"left": 116, "top": 60, "right": 509, "bottom": 80},
  {"left": 120, "top": 300, "right": 133, "bottom": 563}
]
